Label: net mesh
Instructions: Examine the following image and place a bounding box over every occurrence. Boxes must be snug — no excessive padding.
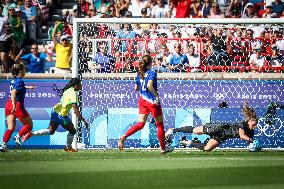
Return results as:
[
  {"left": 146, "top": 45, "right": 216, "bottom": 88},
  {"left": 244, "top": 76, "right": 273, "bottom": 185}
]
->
[{"left": 74, "top": 20, "right": 284, "bottom": 149}]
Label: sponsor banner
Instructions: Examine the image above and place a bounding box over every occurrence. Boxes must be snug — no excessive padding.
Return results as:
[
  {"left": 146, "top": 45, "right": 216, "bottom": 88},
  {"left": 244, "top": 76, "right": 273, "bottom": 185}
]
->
[
  {"left": 0, "top": 80, "right": 66, "bottom": 108},
  {"left": 83, "top": 80, "right": 284, "bottom": 108}
]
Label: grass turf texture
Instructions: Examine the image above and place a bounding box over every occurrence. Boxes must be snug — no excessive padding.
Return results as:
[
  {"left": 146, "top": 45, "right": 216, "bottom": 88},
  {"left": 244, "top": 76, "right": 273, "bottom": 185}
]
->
[{"left": 0, "top": 150, "right": 283, "bottom": 189}]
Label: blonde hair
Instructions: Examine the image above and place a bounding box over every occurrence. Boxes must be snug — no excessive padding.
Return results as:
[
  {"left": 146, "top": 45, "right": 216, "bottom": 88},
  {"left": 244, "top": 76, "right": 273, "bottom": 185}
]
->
[
  {"left": 138, "top": 55, "right": 152, "bottom": 80},
  {"left": 242, "top": 101, "right": 257, "bottom": 121}
]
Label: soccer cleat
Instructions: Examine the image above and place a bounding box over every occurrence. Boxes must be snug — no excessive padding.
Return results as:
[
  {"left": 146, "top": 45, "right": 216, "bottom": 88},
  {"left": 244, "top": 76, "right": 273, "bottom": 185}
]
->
[
  {"left": 161, "top": 146, "right": 174, "bottom": 154},
  {"left": 165, "top": 128, "right": 174, "bottom": 140},
  {"left": 22, "top": 132, "right": 32, "bottom": 143},
  {"left": 165, "top": 136, "right": 173, "bottom": 146},
  {"left": 179, "top": 140, "right": 192, "bottom": 148},
  {"left": 118, "top": 136, "right": 125, "bottom": 151},
  {"left": 0, "top": 142, "right": 7, "bottom": 152},
  {"left": 13, "top": 134, "right": 22, "bottom": 148},
  {"left": 64, "top": 146, "right": 78, "bottom": 152}
]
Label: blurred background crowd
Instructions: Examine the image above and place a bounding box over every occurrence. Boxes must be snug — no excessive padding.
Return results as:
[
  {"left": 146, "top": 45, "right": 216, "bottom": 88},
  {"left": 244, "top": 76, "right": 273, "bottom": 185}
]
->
[{"left": 0, "top": 0, "right": 283, "bottom": 74}]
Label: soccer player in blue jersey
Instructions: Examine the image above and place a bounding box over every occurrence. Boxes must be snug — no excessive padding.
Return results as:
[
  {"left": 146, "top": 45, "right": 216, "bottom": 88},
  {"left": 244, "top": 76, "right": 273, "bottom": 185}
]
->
[
  {"left": 0, "top": 63, "right": 36, "bottom": 152},
  {"left": 165, "top": 102, "right": 258, "bottom": 151},
  {"left": 118, "top": 55, "right": 173, "bottom": 154}
]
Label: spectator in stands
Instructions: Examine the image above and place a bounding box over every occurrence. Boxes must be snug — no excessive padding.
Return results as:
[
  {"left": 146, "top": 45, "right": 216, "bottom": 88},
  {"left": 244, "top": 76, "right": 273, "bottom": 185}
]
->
[
  {"left": 36, "top": 0, "right": 49, "bottom": 30},
  {"left": 79, "top": 0, "right": 91, "bottom": 17},
  {"left": 20, "top": 0, "right": 38, "bottom": 42},
  {"left": 8, "top": 7, "right": 25, "bottom": 49},
  {"left": 88, "top": 5, "right": 99, "bottom": 18},
  {"left": 128, "top": 0, "right": 147, "bottom": 18},
  {"left": 176, "top": 0, "right": 190, "bottom": 18},
  {"left": 62, "top": 18, "right": 72, "bottom": 36},
  {"left": 95, "top": 0, "right": 111, "bottom": 14},
  {"left": 115, "top": 24, "right": 136, "bottom": 54},
  {"left": 143, "top": 0, "right": 155, "bottom": 17},
  {"left": 267, "top": 44, "right": 283, "bottom": 67},
  {"left": 0, "top": 6, "right": 12, "bottom": 72},
  {"left": 189, "top": 0, "right": 200, "bottom": 17},
  {"left": 152, "top": 44, "right": 171, "bottom": 73},
  {"left": 207, "top": 28, "right": 230, "bottom": 66},
  {"left": 208, "top": 2, "right": 225, "bottom": 18},
  {"left": 198, "top": 0, "right": 211, "bottom": 18},
  {"left": 52, "top": 22, "right": 72, "bottom": 72},
  {"left": 272, "top": 0, "right": 284, "bottom": 17},
  {"left": 141, "top": 7, "right": 149, "bottom": 18},
  {"left": 89, "top": 42, "right": 115, "bottom": 73},
  {"left": 107, "top": 5, "right": 117, "bottom": 18},
  {"left": 166, "top": 0, "right": 177, "bottom": 18},
  {"left": 228, "top": 0, "right": 242, "bottom": 17},
  {"left": 216, "top": 0, "right": 230, "bottom": 15},
  {"left": 114, "top": 0, "right": 130, "bottom": 17},
  {"left": 15, "top": 43, "right": 53, "bottom": 73},
  {"left": 168, "top": 43, "right": 188, "bottom": 72},
  {"left": 151, "top": 0, "right": 167, "bottom": 18},
  {"left": 249, "top": 45, "right": 266, "bottom": 72},
  {"left": 185, "top": 43, "right": 200, "bottom": 72},
  {"left": 69, "top": 5, "right": 78, "bottom": 24},
  {"left": 2, "top": 0, "right": 17, "bottom": 16},
  {"left": 241, "top": 3, "right": 257, "bottom": 18},
  {"left": 228, "top": 28, "right": 247, "bottom": 64},
  {"left": 262, "top": 2, "right": 278, "bottom": 18},
  {"left": 121, "top": 57, "right": 136, "bottom": 73},
  {"left": 124, "top": 10, "right": 133, "bottom": 18}
]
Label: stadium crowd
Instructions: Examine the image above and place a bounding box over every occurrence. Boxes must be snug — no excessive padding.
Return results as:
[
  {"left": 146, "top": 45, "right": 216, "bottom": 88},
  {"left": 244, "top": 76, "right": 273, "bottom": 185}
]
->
[{"left": 0, "top": 0, "right": 283, "bottom": 74}]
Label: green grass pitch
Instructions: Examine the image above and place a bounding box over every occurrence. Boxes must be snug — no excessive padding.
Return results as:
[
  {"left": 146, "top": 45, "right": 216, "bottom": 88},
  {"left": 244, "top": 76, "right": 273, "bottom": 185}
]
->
[{"left": 0, "top": 149, "right": 283, "bottom": 189}]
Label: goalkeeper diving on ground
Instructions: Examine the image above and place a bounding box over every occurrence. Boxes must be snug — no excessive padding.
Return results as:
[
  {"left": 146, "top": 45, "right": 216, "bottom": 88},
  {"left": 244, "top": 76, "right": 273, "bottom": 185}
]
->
[{"left": 165, "top": 101, "right": 259, "bottom": 152}]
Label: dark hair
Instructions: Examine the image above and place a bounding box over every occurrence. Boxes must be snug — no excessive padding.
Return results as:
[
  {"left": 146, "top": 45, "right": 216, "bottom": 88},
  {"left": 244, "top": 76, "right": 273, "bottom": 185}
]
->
[
  {"left": 53, "top": 77, "right": 81, "bottom": 97},
  {"left": 11, "top": 63, "right": 25, "bottom": 77},
  {"left": 138, "top": 55, "right": 152, "bottom": 80}
]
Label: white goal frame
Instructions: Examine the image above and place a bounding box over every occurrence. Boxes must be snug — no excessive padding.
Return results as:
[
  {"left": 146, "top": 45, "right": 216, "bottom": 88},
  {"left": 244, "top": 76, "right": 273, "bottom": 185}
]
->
[{"left": 72, "top": 18, "right": 284, "bottom": 150}]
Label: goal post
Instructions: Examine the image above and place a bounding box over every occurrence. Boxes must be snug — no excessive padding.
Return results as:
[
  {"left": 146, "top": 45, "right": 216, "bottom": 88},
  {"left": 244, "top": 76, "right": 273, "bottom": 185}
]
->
[{"left": 72, "top": 18, "right": 284, "bottom": 150}]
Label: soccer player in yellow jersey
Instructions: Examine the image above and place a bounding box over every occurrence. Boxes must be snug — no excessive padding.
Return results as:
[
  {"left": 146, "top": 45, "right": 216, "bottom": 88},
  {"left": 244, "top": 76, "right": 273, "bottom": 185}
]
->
[{"left": 22, "top": 78, "right": 88, "bottom": 152}]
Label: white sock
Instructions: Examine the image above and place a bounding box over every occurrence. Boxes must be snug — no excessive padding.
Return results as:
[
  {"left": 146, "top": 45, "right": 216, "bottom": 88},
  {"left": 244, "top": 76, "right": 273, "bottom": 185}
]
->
[
  {"left": 32, "top": 129, "right": 50, "bottom": 136},
  {"left": 66, "top": 133, "right": 74, "bottom": 148}
]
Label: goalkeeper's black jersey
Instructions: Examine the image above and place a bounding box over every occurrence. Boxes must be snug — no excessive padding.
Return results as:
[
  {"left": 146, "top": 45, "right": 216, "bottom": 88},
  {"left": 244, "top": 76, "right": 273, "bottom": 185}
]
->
[{"left": 223, "top": 121, "right": 254, "bottom": 139}]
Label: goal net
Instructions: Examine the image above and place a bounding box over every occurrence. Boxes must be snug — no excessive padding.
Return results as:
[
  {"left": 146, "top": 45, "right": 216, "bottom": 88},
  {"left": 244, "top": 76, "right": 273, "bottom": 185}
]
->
[{"left": 72, "top": 18, "right": 284, "bottom": 150}]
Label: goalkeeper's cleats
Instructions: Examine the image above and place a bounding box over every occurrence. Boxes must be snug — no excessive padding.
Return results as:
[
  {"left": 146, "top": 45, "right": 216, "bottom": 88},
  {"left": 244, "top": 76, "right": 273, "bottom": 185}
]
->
[
  {"left": 0, "top": 142, "right": 7, "bottom": 152},
  {"left": 118, "top": 136, "right": 125, "bottom": 151},
  {"left": 13, "top": 134, "right": 22, "bottom": 148},
  {"left": 64, "top": 146, "right": 78, "bottom": 152},
  {"left": 179, "top": 140, "right": 192, "bottom": 148},
  {"left": 161, "top": 146, "right": 174, "bottom": 154},
  {"left": 22, "top": 132, "right": 32, "bottom": 143}
]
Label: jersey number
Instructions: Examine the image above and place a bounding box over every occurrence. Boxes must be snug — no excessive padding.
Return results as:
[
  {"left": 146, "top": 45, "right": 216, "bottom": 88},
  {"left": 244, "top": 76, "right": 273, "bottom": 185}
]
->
[{"left": 141, "top": 80, "right": 147, "bottom": 91}]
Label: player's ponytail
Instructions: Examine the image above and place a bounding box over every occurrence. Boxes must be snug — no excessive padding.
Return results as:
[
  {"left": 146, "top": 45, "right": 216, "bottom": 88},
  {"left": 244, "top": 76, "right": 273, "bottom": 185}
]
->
[
  {"left": 11, "top": 63, "right": 25, "bottom": 77},
  {"left": 242, "top": 101, "right": 257, "bottom": 122},
  {"left": 138, "top": 55, "right": 152, "bottom": 80},
  {"left": 53, "top": 77, "right": 81, "bottom": 97}
]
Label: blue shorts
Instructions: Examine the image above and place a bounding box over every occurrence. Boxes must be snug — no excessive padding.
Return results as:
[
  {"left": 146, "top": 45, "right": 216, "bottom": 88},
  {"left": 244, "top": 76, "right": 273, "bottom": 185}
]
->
[{"left": 51, "top": 110, "right": 72, "bottom": 126}]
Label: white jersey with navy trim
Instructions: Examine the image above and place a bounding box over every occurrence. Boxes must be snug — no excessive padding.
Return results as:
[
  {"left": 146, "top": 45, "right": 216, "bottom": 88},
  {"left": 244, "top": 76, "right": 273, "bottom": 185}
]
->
[{"left": 135, "top": 69, "right": 157, "bottom": 104}]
